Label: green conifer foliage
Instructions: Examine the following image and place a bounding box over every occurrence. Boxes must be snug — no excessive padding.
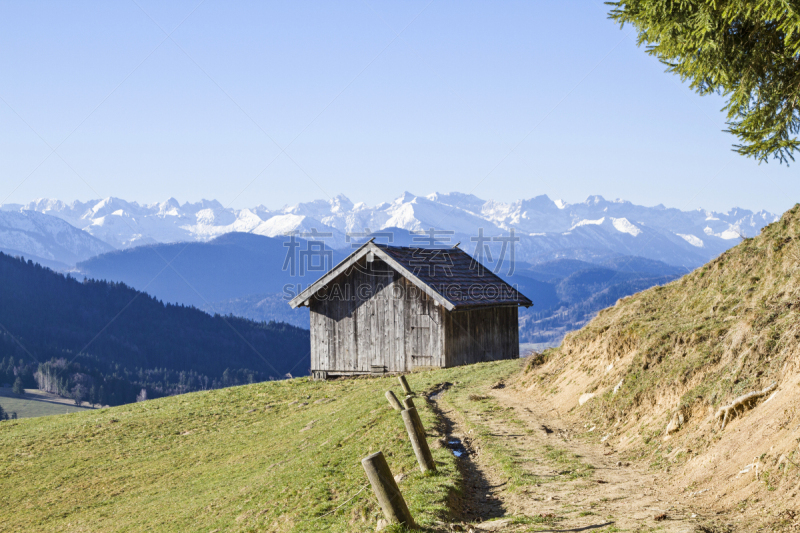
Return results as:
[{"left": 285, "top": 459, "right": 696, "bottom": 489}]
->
[
  {"left": 608, "top": 0, "right": 800, "bottom": 163},
  {"left": 12, "top": 377, "right": 23, "bottom": 396}
]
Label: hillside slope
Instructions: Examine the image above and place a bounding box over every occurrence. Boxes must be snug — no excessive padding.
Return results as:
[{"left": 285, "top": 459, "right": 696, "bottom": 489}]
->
[
  {"left": 517, "top": 257, "right": 687, "bottom": 344},
  {"left": 76, "top": 232, "right": 345, "bottom": 308},
  {"left": 0, "top": 252, "right": 309, "bottom": 405},
  {"left": 76, "top": 232, "right": 347, "bottom": 327},
  {"left": 520, "top": 203, "right": 800, "bottom": 527},
  {"left": 0, "top": 362, "right": 521, "bottom": 532}
]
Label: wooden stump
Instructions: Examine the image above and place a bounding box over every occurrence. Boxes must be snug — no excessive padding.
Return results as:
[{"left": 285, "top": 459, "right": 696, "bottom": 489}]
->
[
  {"left": 361, "top": 451, "right": 415, "bottom": 527},
  {"left": 398, "top": 375, "right": 412, "bottom": 395},
  {"left": 385, "top": 390, "right": 403, "bottom": 411},
  {"left": 402, "top": 407, "right": 436, "bottom": 473}
]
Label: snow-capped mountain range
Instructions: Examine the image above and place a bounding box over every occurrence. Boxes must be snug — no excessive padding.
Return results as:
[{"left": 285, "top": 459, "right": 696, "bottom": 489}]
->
[
  {"left": 0, "top": 210, "right": 113, "bottom": 269},
  {"left": 1, "top": 192, "right": 778, "bottom": 269}
]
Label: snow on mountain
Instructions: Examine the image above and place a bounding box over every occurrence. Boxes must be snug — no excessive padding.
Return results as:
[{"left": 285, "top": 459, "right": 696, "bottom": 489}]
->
[
  {"left": 7, "top": 193, "right": 779, "bottom": 269},
  {"left": 426, "top": 191, "right": 487, "bottom": 213},
  {"left": 678, "top": 233, "right": 705, "bottom": 248},
  {"left": 611, "top": 217, "right": 642, "bottom": 237},
  {"left": 704, "top": 225, "right": 742, "bottom": 240},
  {"left": 18, "top": 197, "right": 267, "bottom": 249},
  {"left": 0, "top": 210, "right": 113, "bottom": 267},
  {"left": 572, "top": 217, "right": 605, "bottom": 229},
  {"left": 251, "top": 214, "right": 349, "bottom": 248}
]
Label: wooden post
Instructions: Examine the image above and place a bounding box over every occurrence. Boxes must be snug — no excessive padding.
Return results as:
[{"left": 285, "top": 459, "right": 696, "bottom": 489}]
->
[
  {"left": 403, "top": 395, "right": 415, "bottom": 410},
  {"left": 361, "top": 451, "right": 415, "bottom": 528},
  {"left": 398, "top": 375, "right": 412, "bottom": 395},
  {"left": 385, "top": 390, "right": 403, "bottom": 411},
  {"left": 401, "top": 407, "right": 436, "bottom": 473}
]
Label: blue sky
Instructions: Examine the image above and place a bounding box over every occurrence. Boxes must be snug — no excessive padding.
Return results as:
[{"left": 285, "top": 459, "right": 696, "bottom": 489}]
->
[{"left": 1, "top": 1, "right": 797, "bottom": 214}]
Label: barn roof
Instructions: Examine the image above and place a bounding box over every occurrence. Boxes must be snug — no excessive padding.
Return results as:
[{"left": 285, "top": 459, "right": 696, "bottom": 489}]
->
[{"left": 288, "top": 241, "right": 532, "bottom": 311}]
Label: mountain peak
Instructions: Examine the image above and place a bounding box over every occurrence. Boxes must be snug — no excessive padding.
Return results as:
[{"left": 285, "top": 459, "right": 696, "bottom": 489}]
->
[
  {"left": 395, "top": 191, "right": 417, "bottom": 204},
  {"left": 585, "top": 195, "right": 606, "bottom": 205},
  {"left": 160, "top": 197, "right": 180, "bottom": 209},
  {"left": 329, "top": 194, "right": 353, "bottom": 213},
  {"left": 426, "top": 192, "right": 487, "bottom": 212},
  {"left": 25, "top": 198, "right": 67, "bottom": 212},
  {"left": 90, "top": 197, "right": 137, "bottom": 218}
]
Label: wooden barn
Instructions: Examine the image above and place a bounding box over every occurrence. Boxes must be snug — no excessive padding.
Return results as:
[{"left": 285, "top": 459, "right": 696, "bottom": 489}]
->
[{"left": 289, "top": 241, "right": 532, "bottom": 379}]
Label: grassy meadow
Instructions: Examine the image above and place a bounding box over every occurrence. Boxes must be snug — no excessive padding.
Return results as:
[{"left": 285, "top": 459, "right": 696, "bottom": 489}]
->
[
  {"left": 0, "top": 360, "right": 520, "bottom": 532},
  {"left": 0, "top": 388, "right": 95, "bottom": 419}
]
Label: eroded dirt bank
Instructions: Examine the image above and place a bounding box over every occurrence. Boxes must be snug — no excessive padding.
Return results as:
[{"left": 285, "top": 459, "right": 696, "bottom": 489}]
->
[{"left": 427, "top": 373, "right": 767, "bottom": 532}]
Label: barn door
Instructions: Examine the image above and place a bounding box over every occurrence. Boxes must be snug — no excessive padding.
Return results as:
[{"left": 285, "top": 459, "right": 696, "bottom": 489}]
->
[{"left": 410, "top": 314, "right": 433, "bottom": 368}]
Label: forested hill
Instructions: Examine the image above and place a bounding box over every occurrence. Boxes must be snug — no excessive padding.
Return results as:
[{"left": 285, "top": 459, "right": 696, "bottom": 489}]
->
[{"left": 0, "top": 252, "right": 309, "bottom": 406}]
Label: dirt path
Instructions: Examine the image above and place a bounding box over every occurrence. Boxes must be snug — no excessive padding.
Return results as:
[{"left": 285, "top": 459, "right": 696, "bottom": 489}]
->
[
  {"left": 429, "top": 383, "right": 732, "bottom": 532},
  {"left": 429, "top": 389, "right": 508, "bottom": 524}
]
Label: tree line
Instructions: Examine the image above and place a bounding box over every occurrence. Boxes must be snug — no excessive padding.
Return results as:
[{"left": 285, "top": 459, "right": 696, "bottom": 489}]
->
[{"left": 0, "top": 253, "right": 310, "bottom": 406}]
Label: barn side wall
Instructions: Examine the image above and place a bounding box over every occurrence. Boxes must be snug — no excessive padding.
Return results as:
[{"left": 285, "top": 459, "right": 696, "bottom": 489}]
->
[
  {"left": 309, "top": 259, "right": 445, "bottom": 375},
  {"left": 443, "top": 306, "right": 519, "bottom": 367}
]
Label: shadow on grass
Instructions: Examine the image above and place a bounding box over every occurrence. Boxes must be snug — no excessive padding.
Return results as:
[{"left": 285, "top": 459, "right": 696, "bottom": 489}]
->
[{"left": 426, "top": 382, "right": 506, "bottom": 523}]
